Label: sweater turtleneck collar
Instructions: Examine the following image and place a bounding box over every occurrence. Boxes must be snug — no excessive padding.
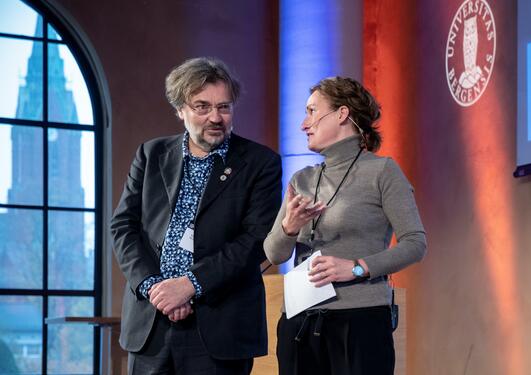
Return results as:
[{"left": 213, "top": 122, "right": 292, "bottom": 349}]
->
[{"left": 319, "top": 135, "right": 363, "bottom": 167}]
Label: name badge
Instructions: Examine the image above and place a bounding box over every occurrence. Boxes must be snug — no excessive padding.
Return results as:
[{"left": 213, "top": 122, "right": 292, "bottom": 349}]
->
[{"left": 179, "top": 226, "right": 194, "bottom": 253}]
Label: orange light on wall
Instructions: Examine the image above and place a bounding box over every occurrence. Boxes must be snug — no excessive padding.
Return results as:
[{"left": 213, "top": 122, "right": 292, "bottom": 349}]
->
[
  {"left": 363, "top": 0, "right": 523, "bottom": 373},
  {"left": 458, "top": 103, "right": 523, "bottom": 374}
]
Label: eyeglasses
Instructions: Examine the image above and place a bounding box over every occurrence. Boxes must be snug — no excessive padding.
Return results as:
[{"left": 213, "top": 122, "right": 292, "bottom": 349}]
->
[{"left": 186, "top": 102, "right": 234, "bottom": 116}]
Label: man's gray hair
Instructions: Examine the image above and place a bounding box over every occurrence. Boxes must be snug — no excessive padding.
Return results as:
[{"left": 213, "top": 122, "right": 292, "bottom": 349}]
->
[{"left": 165, "top": 57, "right": 241, "bottom": 109}]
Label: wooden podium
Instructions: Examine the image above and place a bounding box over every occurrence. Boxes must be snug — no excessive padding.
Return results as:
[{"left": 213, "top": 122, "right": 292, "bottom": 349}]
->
[{"left": 252, "top": 274, "right": 407, "bottom": 375}]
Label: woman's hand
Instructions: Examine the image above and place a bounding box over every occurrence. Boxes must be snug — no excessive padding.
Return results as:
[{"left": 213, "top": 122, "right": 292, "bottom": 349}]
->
[
  {"left": 308, "top": 256, "right": 366, "bottom": 287},
  {"left": 281, "top": 184, "right": 326, "bottom": 236}
]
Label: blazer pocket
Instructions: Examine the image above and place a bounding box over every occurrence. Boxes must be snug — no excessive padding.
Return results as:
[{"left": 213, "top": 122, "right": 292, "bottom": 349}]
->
[{"left": 141, "top": 232, "right": 162, "bottom": 258}]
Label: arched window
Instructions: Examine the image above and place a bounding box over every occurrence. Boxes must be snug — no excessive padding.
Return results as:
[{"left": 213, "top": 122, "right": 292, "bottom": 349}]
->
[{"left": 0, "top": 1, "right": 105, "bottom": 373}]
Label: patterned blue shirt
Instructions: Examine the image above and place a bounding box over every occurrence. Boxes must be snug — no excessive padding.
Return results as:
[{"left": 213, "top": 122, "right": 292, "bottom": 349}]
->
[{"left": 139, "top": 132, "right": 230, "bottom": 299}]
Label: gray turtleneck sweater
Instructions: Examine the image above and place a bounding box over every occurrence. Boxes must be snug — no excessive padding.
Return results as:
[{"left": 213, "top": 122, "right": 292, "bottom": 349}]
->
[{"left": 264, "top": 135, "right": 426, "bottom": 310}]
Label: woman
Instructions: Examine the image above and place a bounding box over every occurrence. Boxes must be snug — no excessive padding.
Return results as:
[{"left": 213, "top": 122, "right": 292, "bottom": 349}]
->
[{"left": 264, "top": 76, "right": 426, "bottom": 375}]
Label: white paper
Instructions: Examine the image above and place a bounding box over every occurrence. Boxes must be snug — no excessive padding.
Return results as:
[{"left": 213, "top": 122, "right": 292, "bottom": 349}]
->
[
  {"left": 284, "top": 251, "right": 336, "bottom": 319},
  {"left": 179, "top": 226, "right": 194, "bottom": 253}
]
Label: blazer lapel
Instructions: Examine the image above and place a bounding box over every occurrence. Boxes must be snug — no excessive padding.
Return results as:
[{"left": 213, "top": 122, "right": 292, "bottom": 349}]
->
[
  {"left": 197, "top": 143, "right": 246, "bottom": 216},
  {"left": 159, "top": 136, "right": 184, "bottom": 210}
]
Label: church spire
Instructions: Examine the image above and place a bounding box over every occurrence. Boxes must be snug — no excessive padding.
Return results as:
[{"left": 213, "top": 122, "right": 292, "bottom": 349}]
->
[{"left": 9, "top": 16, "right": 83, "bottom": 205}]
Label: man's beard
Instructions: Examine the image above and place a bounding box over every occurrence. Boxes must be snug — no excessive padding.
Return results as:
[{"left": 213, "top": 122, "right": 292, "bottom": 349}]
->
[{"left": 193, "top": 125, "right": 232, "bottom": 152}]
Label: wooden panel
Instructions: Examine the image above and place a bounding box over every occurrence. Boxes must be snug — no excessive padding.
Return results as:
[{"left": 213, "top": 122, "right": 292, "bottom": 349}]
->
[
  {"left": 394, "top": 288, "right": 407, "bottom": 375},
  {"left": 252, "top": 274, "right": 283, "bottom": 374},
  {"left": 253, "top": 275, "right": 406, "bottom": 375}
]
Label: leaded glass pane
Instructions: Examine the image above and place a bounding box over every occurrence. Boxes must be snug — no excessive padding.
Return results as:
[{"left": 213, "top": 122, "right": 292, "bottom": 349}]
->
[
  {"left": 47, "top": 297, "right": 94, "bottom": 374},
  {"left": 48, "top": 211, "right": 95, "bottom": 290},
  {"left": 0, "top": 37, "right": 43, "bottom": 120},
  {"left": 0, "top": 0, "right": 42, "bottom": 37},
  {"left": 0, "top": 124, "right": 43, "bottom": 205},
  {"left": 48, "top": 44, "right": 93, "bottom": 125},
  {"left": 0, "top": 208, "right": 43, "bottom": 289},
  {"left": 0, "top": 295, "right": 43, "bottom": 374},
  {"left": 47, "top": 24, "right": 62, "bottom": 41},
  {"left": 48, "top": 129, "right": 94, "bottom": 208}
]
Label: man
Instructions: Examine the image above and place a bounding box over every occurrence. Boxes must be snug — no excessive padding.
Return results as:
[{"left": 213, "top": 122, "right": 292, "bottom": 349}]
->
[{"left": 111, "top": 57, "right": 282, "bottom": 374}]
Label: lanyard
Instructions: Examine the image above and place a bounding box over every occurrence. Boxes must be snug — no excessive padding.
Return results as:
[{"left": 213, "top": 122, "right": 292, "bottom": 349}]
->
[{"left": 309, "top": 148, "right": 363, "bottom": 246}]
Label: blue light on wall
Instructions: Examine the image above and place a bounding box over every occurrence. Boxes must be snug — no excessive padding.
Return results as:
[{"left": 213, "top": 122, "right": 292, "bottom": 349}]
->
[
  {"left": 528, "top": 42, "right": 531, "bottom": 141},
  {"left": 278, "top": 0, "right": 339, "bottom": 273}
]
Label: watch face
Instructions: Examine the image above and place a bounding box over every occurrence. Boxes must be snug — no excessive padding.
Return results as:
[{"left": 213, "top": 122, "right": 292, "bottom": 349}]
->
[{"left": 354, "top": 265, "right": 364, "bottom": 277}]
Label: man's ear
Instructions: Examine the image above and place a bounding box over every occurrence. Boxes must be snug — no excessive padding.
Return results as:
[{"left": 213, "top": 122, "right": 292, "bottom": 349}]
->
[{"left": 176, "top": 108, "right": 184, "bottom": 120}]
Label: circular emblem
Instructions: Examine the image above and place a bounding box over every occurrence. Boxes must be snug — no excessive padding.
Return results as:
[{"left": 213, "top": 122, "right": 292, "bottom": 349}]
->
[{"left": 445, "top": 0, "right": 496, "bottom": 107}]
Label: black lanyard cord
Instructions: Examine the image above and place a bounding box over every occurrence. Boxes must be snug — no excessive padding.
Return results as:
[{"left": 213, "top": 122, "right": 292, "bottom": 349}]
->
[{"left": 310, "top": 147, "right": 363, "bottom": 244}]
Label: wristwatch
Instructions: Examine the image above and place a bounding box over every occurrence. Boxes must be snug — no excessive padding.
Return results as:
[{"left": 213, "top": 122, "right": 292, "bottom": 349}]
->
[{"left": 352, "top": 260, "right": 365, "bottom": 278}]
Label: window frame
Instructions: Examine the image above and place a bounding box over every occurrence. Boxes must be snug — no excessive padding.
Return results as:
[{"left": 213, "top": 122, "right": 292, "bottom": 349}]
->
[{"left": 0, "top": 0, "right": 107, "bottom": 373}]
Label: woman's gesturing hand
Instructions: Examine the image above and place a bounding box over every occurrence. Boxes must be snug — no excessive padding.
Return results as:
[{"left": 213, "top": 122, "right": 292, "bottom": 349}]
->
[{"left": 281, "top": 184, "right": 326, "bottom": 236}]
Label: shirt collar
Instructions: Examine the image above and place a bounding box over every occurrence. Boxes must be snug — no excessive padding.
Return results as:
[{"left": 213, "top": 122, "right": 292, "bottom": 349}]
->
[{"left": 182, "top": 131, "right": 230, "bottom": 163}]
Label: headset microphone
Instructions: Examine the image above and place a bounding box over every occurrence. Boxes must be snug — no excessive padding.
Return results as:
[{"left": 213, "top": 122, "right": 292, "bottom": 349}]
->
[{"left": 348, "top": 116, "right": 368, "bottom": 149}]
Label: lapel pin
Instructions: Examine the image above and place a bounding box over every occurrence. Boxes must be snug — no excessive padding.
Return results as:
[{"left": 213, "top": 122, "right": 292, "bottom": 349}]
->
[
  {"left": 224, "top": 167, "right": 232, "bottom": 175},
  {"left": 220, "top": 175, "right": 227, "bottom": 181}
]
